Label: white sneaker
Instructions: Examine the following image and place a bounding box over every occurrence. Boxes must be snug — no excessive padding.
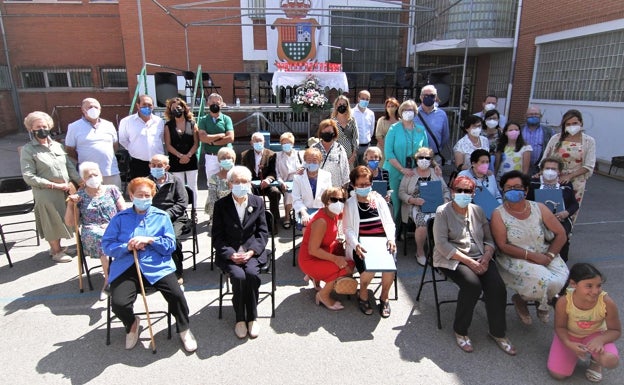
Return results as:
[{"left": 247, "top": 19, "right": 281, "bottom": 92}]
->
[
  {"left": 180, "top": 329, "right": 197, "bottom": 352},
  {"left": 52, "top": 252, "right": 72, "bottom": 263},
  {"left": 125, "top": 316, "right": 141, "bottom": 350},
  {"left": 248, "top": 320, "right": 260, "bottom": 339},
  {"left": 416, "top": 255, "right": 427, "bottom": 266},
  {"left": 234, "top": 321, "right": 247, "bottom": 339}
]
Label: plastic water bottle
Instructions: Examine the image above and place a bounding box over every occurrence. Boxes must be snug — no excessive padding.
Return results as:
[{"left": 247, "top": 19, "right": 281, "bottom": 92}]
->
[{"left": 236, "top": 98, "right": 240, "bottom": 107}]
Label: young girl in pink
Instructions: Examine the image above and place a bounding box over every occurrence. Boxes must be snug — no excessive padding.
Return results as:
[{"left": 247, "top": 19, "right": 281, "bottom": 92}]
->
[{"left": 547, "top": 263, "right": 621, "bottom": 382}]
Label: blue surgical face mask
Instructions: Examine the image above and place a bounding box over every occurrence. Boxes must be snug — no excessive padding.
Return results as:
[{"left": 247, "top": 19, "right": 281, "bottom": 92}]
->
[
  {"left": 306, "top": 163, "right": 320, "bottom": 172},
  {"left": 504, "top": 189, "right": 525, "bottom": 203},
  {"left": 150, "top": 167, "right": 165, "bottom": 179},
  {"left": 367, "top": 160, "right": 379, "bottom": 170},
  {"left": 526, "top": 116, "right": 540, "bottom": 126},
  {"left": 133, "top": 197, "right": 152, "bottom": 211},
  {"left": 453, "top": 193, "right": 472, "bottom": 208},
  {"left": 355, "top": 186, "right": 372, "bottom": 197},
  {"left": 253, "top": 142, "right": 264, "bottom": 152},
  {"left": 281, "top": 143, "right": 293, "bottom": 153},
  {"left": 358, "top": 100, "right": 369, "bottom": 109},
  {"left": 232, "top": 183, "right": 250, "bottom": 198},
  {"left": 139, "top": 106, "right": 152, "bottom": 116},
  {"left": 219, "top": 159, "right": 234, "bottom": 170}
]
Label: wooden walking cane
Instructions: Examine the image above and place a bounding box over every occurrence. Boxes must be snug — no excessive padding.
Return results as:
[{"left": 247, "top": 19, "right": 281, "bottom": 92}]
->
[
  {"left": 133, "top": 249, "right": 157, "bottom": 354},
  {"left": 70, "top": 200, "right": 84, "bottom": 293}
]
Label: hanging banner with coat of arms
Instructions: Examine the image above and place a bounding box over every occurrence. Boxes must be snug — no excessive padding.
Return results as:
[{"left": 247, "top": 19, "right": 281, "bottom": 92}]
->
[{"left": 267, "top": 0, "right": 328, "bottom": 71}]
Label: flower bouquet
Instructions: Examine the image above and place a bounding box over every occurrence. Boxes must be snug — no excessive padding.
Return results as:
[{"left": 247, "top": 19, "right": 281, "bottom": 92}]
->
[{"left": 290, "top": 75, "right": 330, "bottom": 113}]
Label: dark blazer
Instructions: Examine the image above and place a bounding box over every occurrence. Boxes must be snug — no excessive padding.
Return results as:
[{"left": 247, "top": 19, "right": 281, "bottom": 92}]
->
[
  {"left": 212, "top": 193, "right": 269, "bottom": 270},
  {"left": 239, "top": 148, "right": 277, "bottom": 182},
  {"left": 149, "top": 172, "right": 189, "bottom": 222}
]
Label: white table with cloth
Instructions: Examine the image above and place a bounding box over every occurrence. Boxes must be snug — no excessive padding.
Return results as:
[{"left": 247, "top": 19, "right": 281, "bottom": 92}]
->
[{"left": 272, "top": 72, "right": 349, "bottom": 105}]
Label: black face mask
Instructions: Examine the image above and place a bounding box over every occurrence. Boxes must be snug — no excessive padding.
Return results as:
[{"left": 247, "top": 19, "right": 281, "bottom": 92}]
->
[
  {"left": 172, "top": 108, "right": 184, "bottom": 118},
  {"left": 209, "top": 104, "right": 220, "bottom": 113},
  {"left": 35, "top": 129, "right": 51, "bottom": 139},
  {"left": 320, "top": 131, "right": 334, "bottom": 143},
  {"left": 336, "top": 105, "right": 347, "bottom": 114},
  {"left": 422, "top": 95, "right": 436, "bottom": 107}
]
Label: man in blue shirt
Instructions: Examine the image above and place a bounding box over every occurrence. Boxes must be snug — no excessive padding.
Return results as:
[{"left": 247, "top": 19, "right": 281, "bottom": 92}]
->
[
  {"left": 416, "top": 85, "right": 450, "bottom": 164},
  {"left": 521, "top": 105, "right": 554, "bottom": 175}
]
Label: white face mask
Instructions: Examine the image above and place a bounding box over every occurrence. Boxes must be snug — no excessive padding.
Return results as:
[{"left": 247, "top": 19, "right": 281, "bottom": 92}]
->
[
  {"left": 542, "top": 169, "right": 558, "bottom": 181},
  {"left": 484, "top": 103, "right": 496, "bottom": 111},
  {"left": 485, "top": 119, "right": 499, "bottom": 129},
  {"left": 85, "top": 176, "right": 102, "bottom": 189},
  {"left": 328, "top": 201, "right": 344, "bottom": 215},
  {"left": 470, "top": 127, "right": 482, "bottom": 137},
  {"left": 402, "top": 110, "right": 414, "bottom": 121},
  {"left": 417, "top": 158, "right": 431, "bottom": 170},
  {"left": 566, "top": 125, "right": 582, "bottom": 136},
  {"left": 86, "top": 107, "right": 100, "bottom": 120}
]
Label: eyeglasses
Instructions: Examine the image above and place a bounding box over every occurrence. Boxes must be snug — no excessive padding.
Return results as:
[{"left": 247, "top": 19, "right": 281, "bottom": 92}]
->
[
  {"left": 455, "top": 188, "right": 474, "bottom": 194},
  {"left": 423, "top": 94, "right": 436, "bottom": 98},
  {"left": 329, "top": 197, "right": 346, "bottom": 203},
  {"left": 417, "top": 156, "right": 432, "bottom": 160},
  {"left": 503, "top": 185, "right": 524, "bottom": 191}
]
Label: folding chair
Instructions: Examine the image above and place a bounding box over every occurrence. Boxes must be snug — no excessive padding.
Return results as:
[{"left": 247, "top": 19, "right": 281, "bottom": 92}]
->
[
  {"left": 232, "top": 73, "right": 252, "bottom": 104},
  {"left": 180, "top": 186, "right": 199, "bottom": 271},
  {"left": 218, "top": 211, "right": 276, "bottom": 318},
  {"left": 0, "top": 176, "right": 40, "bottom": 267},
  {"left": 258, "top": 73, "right": 275, "bottom": 104},
  {"left": 367, "top": 73, "right": 388, "bottom": 103},
  {"left": 291, "top": 208, "right": 318, "bottom": 266},
  {"left": 415, "top": 217, "right": 458, "bottom": 329}
]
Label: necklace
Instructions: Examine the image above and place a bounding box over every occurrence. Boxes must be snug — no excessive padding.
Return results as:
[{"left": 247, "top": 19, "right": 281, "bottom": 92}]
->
[
  {"left": 357, "top": 200, "right": 372, "bottom": 212},
  {"left": 504, "top": 201, "right": 529, "bottom": 214}
]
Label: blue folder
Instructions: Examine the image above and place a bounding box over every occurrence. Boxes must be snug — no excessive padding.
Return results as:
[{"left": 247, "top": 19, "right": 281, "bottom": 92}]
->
[
  {"left": 419, "top": 180, "right": 443, "bottom": 213},
  {"left": 473, "top": 187, "right": 500, "bottom": 220},
  {"left": 372, "top": 180, "right": 388, "bottom": 196},
  {"left": 534, "top": 189, "right": 566, "bottom": 213}
]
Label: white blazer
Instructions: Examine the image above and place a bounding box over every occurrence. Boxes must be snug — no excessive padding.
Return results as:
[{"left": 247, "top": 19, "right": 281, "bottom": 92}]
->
[{"left": 292, "top": 169, "right": 332, "bottom": 215}]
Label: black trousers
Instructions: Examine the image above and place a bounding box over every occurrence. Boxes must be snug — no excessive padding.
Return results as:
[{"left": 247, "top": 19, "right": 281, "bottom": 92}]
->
[
  {"left": 223, "top": 256, "right": 262, "bottom": 322},
  {"left": 253, "top": 185, "right": 281, "bottom": 222},
  {"left": 172, "top": 218, "right": 191, "bottom": 277},
  {"left": 441, "top": 262, "right": 507, "bottom": 338},
  {"left": 110, "top": 265, "right": 190, "bottom": 333},
  {"left": 129, "top": 157, "right": 151, "bottom": 180}
]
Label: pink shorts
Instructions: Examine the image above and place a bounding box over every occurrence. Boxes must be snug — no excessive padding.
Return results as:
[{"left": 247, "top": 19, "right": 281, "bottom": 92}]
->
[{"left": 547, "top": 332, "right": 619, "bottom": 377}]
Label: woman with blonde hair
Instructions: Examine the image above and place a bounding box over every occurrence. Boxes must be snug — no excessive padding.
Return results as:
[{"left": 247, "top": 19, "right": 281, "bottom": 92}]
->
[{"left": 331, "top": 95, "right": 359, "bottom": 167}]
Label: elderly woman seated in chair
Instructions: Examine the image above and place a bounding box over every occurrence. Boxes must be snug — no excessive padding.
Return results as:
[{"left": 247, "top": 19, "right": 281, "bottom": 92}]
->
[
  {"left": 212, "top": 166, "right": 269, "bottom": 340},
  {"left": 433, "top": 175, "right": 515, "bottom": 355},
  {"left": 291, "top": 147, "right": 332, "bottom": 227}
]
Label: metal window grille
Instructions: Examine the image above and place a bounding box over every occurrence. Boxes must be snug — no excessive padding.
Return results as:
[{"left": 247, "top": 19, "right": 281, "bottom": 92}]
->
[
  {"left": 488, "top": 51, "right": 511, "bottom": 97},
  {"left": 101, "top": 68, "right": 128, "bottom": 88},
  {"left": 20, "top": 68, "right": 92, "bottom": 88},
  {"left": 246, "top": 0, "right": 265, "bottom": 20},
  {"left": 534, "top": 29, "right": 624, "bottom": 102}
]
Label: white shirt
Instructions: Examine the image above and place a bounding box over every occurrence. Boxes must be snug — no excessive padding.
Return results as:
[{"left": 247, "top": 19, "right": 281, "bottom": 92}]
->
[
  {"left": 118, "top": 113, "right": 165, "bottom": 161},
  {"left": 232, "top": 195, "right": 249, "bottom": 223},
  {"left": 65, "top": 117, "right": 119, "bottom": 176},
  {"left": 353, "top": 107, "right": 376, "bottom": 145}
]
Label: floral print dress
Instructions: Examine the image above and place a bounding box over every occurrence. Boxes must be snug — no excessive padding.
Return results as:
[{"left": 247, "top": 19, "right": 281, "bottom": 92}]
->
[
  {"left": 77, "top": 186, "right": 122, "bottom": 258},
  {"left": 494, "top": 201, "right": 569, "bottom": 310}
]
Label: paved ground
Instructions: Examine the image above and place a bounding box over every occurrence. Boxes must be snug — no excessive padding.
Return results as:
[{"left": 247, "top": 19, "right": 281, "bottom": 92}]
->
[{"left": 1, "top": 131, "right": 623, "bottom": 385}]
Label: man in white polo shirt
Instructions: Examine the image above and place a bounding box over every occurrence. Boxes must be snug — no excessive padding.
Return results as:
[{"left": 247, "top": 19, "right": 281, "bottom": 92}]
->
[
  {"left": 353, "top": 90, "right": 375, "bottom": 165},
  {"left": 65, "top": 97, "right": 121, "bottom": 189},
  {"left": 118, "top": 94, "right": 165, "bottom": 180}
]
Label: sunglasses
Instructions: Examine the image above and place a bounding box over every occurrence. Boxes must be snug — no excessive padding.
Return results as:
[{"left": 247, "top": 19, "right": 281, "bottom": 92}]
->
[
  {"left": 417, "top": 156, "right": 432, "bottom": 160},
  {"left": 455, "top": 188, "right": 474, "bottom": 194},
  {"left": 329, "top": 197, "right": 346, "bottom": 203},
  {"left": 423, "top": 94, "right": 436, "bottom": 98}
]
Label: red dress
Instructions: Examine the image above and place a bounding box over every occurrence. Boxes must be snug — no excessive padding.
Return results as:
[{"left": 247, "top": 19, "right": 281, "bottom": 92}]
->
[{"left": 298, "top": 209, "right": 353, "bottom": 282}]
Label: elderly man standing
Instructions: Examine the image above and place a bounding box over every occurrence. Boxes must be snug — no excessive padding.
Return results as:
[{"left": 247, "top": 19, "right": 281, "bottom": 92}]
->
[
  {"left": 522, "top": 105, "right": 554, "bottom": 175},
  {"left": 353, "top": 90, "right": 375, "bottom": 165},
  {"left": 239, "top": 132, "right": 280, "bottom": 232},
  {"left": 65, "top": 98, "right": 121, "bottom": 189},
  {"left": 147, "top": 154, "right": 190, "bottom": 284},
  {"left": 119, "top": 94, "right": 165, "bottom": 180},
  {"left": 416, "top": 85, "right": 450, "bottom": 164},
  {"left": 474, "top": 94, "right": 507, "bottom": 128},
  {"left": 198, "top": 93, "right": 235, "bottom": 186}
]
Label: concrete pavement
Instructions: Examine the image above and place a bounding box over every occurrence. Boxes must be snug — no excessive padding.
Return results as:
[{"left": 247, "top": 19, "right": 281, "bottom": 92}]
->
[{"left": 1, "top": 131, "right": 623, "bottom": 385}]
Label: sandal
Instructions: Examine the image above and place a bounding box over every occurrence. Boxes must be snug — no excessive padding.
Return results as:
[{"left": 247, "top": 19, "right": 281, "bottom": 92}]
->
[
  {"left": 488, "top": 333, "right": 517, "bottom": 356},
  {"left": 512, "top": 294, "right": 533, "bottom": 325},
  {"left": 586, "top": 359, "right": 603, "bottom": 382},
  {"left": 379, "top": 300, "right": 391, "bottom": 318},
  {"left": 358, "top": 297, "right": 373, "bottom": 315},
  {"left": 455, "top": 333, "right": 473, "bottom": 353}
]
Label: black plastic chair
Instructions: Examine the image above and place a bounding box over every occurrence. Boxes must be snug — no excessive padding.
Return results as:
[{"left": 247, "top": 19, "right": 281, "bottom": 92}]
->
[
  {"left": 393, "top": 66, "right": 415, "bottom": 101},
  {"left": 367, "top": 73, "right": 388, "bottom": 103},
  {"left": 0, "top": 177, "right": 40, "bottom": 267},
  {"left": 202, "top": 72, "right": 221, "bottom": 96},
  {"left": 232, "top": 73, "right": 252, "bottom": 104},
  {"left": 218, "top": 211, "right": 276, "bottom": 318},
  {"left": 345, "top": 73, "right": 359, "bottom": 103},
  {"left": 258, "top": 73, "right": 274, "bottom": 103},
  {"left": 180, "top": 186, "right": 198, "bottom": 271}
]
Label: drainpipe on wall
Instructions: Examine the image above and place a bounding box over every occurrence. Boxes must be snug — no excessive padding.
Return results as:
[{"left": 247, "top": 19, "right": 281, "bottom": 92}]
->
[
  {"left": 0, "top": 8, "right": 23, "bottom": 130},
  {"left": 505, "top": 0, "right": 522, "bottom": 119}
]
